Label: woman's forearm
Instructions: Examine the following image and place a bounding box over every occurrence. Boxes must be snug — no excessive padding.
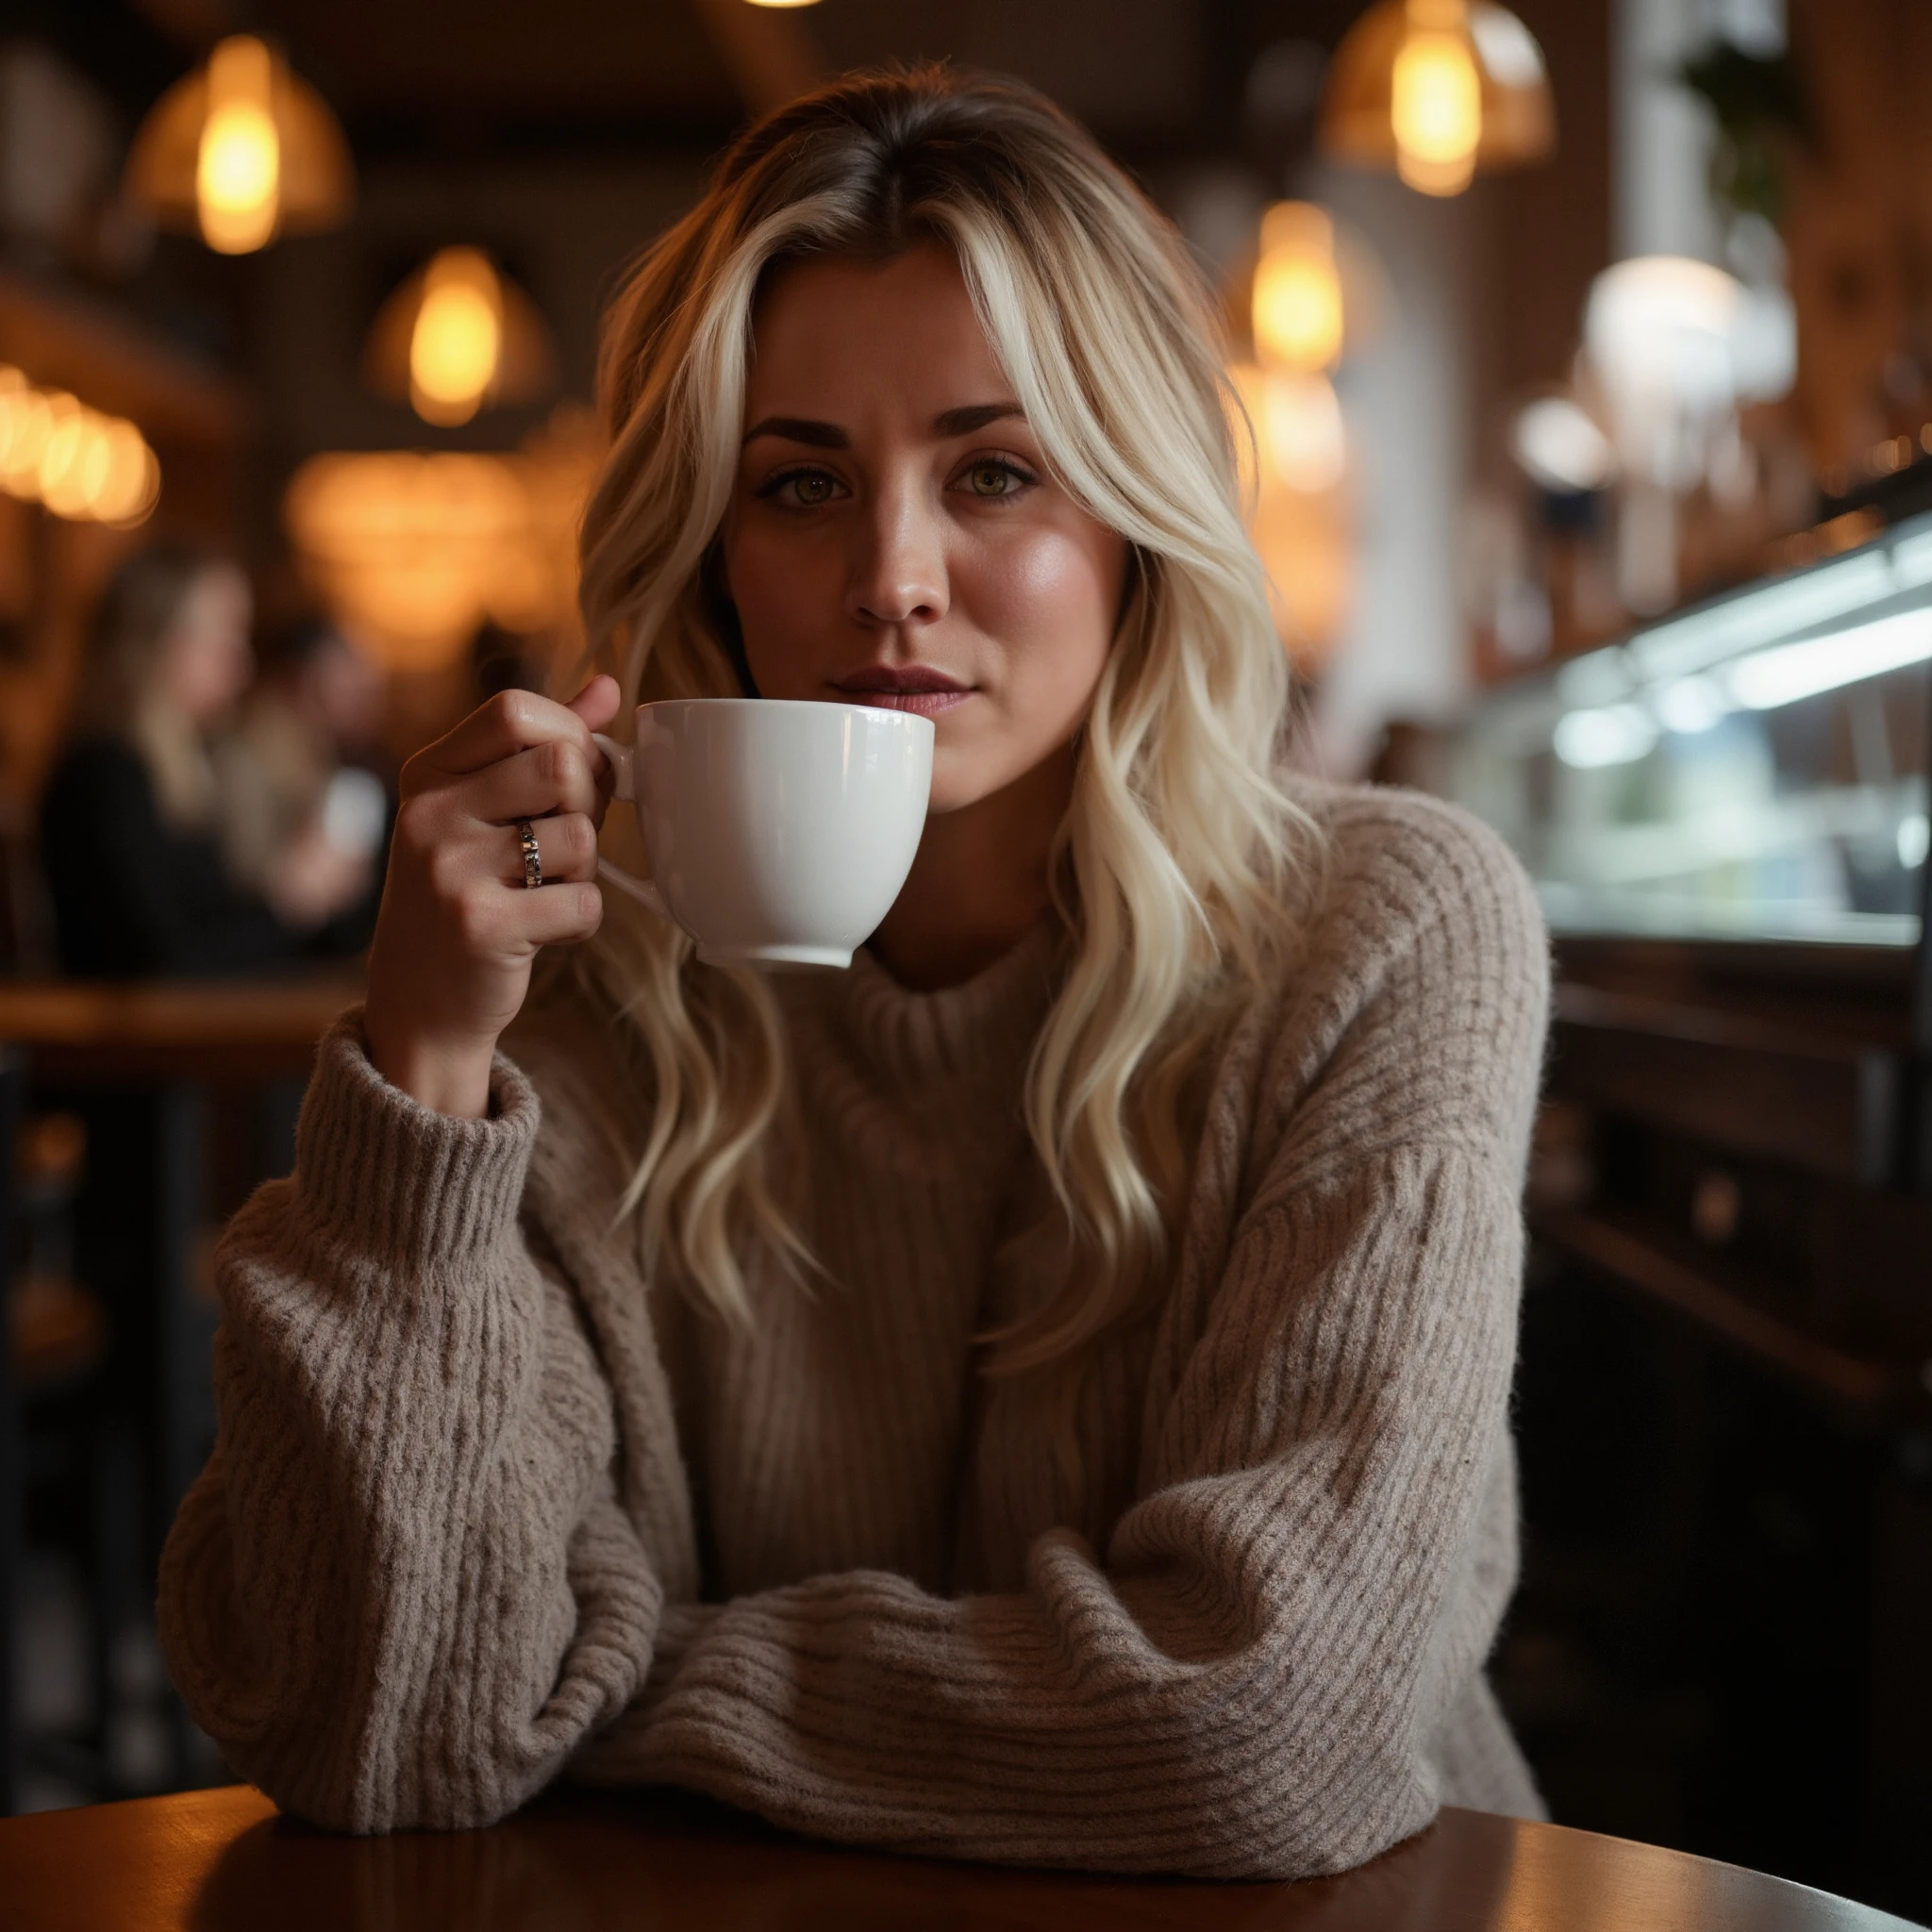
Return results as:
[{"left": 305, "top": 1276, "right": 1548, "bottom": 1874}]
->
[{"left": 157, "top": 1015, "right": 661, "bottom": 1830}]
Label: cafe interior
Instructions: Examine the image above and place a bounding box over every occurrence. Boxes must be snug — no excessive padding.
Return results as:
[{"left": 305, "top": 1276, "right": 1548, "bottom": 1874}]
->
[{"left": 0, "top": 0, "right": 1929, "bottom": 1924}]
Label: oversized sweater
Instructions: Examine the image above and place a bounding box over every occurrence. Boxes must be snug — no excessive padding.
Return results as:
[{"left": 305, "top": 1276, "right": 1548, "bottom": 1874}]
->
[{"left": 157, "top": 779, "right": 1551, "bottom": 1879}]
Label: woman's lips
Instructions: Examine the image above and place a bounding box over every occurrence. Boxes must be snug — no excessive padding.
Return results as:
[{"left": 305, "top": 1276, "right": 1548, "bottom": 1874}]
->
[
  {"left": 831, "top": 665, "right": 975, "bottom": 717},
  {"left": 841, "top": 688, "right": 974, "bottom": 716}
]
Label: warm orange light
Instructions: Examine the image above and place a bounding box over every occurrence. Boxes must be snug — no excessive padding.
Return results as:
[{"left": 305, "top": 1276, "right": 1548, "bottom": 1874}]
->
[
  {"left": 1252, "top": 203, "right": 1345, "bottom": 373},
  {"left": 0, "top": 365, "right": 160, "bottom": 525},
  {"left": 37, "top": 397, "right": 97, "bottom": 517},
  {"left": 1229, "top": 363, "right": 1352, "bottom": 665},
  {"left": 408, "top": 249, "right": 505, "bottom": 426},
  {"left": 92, "top": 421, "right": 164, "bottom": 526},
  {"left": 1391, "top": 25, "right": 1483, "bottom": 194},
  {"left": 125, "top": 36, "right": 352, "bottom": 255},
  {"left": 285, "top": 419, "right": 601, "bottom": 670},
  {"left": 1317, "top": 0, "right": 1553, "bottom": 198},
  {"left": 1262, "top": 371, "right": 1349, "bottom": 495},
  {"left": 365, "top": 248, "right": 556, "bottom": 427},
  {"left": 196, "top": 38, "right": 280, "bottom": 253},
  {"left": 0, "top": 374, "right": 53, "bottom": 500}
]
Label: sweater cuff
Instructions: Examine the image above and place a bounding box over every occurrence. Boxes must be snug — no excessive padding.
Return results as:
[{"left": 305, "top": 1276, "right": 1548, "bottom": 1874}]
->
[
  {"left": 292, "top": 1007, "right": 541, "bottom": 1271},
  {"left": 642, "top": 1600, "right": 720, "bottom": 1705}
]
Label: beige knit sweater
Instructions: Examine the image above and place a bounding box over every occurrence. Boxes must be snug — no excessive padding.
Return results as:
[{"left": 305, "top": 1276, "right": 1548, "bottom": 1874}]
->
[{"left": 158, "top": 780, "right": 1549, "bottom": 1878}]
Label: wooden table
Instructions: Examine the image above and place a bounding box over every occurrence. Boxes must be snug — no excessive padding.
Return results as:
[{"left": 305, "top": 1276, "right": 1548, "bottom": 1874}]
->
[
  {"left": 1, "top": 1785, "right": 1922, "bottom": 1931},
  {"left": 0, "top": 975, "right": 360, "bottom": 1084},
  {"left": 0, "top": 976, "right": 358, "bottom": 1810}
]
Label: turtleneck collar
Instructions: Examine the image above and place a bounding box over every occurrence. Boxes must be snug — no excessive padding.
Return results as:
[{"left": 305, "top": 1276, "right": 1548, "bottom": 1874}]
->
[{"left": 778, "top": 913, "right": 1067, "bottom": 1095}]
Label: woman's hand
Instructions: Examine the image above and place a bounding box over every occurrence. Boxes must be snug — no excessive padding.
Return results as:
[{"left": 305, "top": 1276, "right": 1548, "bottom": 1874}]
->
[{"left": 362, "top": 676, "right": 622, "bottom": 1119}]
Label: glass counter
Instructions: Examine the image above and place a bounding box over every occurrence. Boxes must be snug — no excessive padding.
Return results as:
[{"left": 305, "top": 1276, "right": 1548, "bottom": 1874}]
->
[{"left": 1453, "top": 516, "right": 1932, "bottom": 947}]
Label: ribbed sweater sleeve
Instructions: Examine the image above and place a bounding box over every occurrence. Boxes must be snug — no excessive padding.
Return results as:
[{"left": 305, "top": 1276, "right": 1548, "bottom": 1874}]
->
[
  {"left": 156, "top": 1012, "right": 663, "bottom": 1832},
  {"left": 577, "top": 800, "right": 1548, "bottom": 1878}
]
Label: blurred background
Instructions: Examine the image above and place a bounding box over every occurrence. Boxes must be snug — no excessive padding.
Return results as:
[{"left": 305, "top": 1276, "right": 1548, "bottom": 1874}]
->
[{"left": 0, "top": 0, "right": 1928, "bottom": 1919}]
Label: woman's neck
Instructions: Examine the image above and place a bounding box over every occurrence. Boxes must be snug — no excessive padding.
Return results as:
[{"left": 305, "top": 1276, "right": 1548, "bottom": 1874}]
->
[{"left": 868, "top": 741, "right": 1075, "bottom": 992}]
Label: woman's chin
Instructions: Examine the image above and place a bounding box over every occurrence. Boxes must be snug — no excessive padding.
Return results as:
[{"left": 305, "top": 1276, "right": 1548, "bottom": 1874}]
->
[{"left": 924, "top": 762, "right": 1002, "bottom": 817}]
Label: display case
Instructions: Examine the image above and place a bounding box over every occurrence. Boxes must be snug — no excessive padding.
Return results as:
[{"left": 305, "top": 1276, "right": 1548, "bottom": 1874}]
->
[
  {"left": 1452, "top": 525, "right": 1932, "bottom": 1912},
  {"left": 1454, "top": 515, "right": 1932, "bottom": 953},
  {"left": 1450, "top": 512, "right": 1932, "bottom": 1367}
]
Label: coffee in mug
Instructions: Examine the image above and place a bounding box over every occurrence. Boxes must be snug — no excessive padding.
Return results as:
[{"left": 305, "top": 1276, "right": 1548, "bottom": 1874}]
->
[{"left": 593, "top": 699, "right": 934, "bottom": 969}]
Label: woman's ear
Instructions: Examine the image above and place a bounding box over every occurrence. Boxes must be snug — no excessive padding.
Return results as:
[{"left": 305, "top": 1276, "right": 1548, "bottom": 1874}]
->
[{"left": 700, "top": 536, "right": 761, "bottom": 698}]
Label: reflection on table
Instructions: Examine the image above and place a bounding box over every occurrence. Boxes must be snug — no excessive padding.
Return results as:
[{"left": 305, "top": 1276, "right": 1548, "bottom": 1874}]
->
[{"left": 1, "top": 1784, "right": 1924, "bottom": 1932}]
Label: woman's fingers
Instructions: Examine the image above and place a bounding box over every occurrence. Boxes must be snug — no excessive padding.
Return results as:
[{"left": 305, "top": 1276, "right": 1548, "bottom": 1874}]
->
[
  {"left": 421, "top": 687, "right": 601, "bottom": 781},
  {"left": 565, "top": 674, "right": 623, "bottom": 732},
  {"left": 508, "top": 878, "right": 604, "bottom": 947},
  {"left": 461, "top": 738, "right": 606, "bottom": 825},
  {"left": 446, "top": 872, "right": 603, "bottom": 954}
]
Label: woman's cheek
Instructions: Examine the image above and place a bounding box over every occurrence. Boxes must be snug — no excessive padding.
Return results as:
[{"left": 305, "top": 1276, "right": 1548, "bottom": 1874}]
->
[
  {"left": 971, "top": 528, "right": 1116, "bottom": 711},
  {"left": 974, "top": 520, "right": 1121, "bottom": 655}
]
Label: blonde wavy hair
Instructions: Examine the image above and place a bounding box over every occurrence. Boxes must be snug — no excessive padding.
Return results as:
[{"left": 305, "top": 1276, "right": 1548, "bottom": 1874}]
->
[{"left": 568, "top": 65, "right": 1316, "bottom": 1374}]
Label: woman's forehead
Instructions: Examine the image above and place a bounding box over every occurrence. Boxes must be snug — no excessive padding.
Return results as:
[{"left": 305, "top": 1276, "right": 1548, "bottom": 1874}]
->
[{"left": 744, "top": 245, "right": 1010, "bottom": 419}]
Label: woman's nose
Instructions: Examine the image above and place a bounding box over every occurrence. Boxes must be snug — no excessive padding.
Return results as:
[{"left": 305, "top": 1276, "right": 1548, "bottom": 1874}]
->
[{"left": 847, "top": 484, "right": 948, "bottom": 629}]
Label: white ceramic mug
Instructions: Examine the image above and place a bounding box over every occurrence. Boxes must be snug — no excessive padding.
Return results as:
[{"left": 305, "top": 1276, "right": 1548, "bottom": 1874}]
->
[{"left": 592, "top": 699, "right": 934, "bottom": 969}]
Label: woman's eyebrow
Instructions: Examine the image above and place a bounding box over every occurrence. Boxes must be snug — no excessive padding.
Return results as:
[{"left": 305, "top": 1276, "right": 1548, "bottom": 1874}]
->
[
  {"left": 742, "top": 416, "right": 848, "bottom": 449},
  {"left": 741, "top": 404, "right": 1025, "bottom": 448},
  {"left": 935, "top": 402, "right": 1024, "bottom": 435}
]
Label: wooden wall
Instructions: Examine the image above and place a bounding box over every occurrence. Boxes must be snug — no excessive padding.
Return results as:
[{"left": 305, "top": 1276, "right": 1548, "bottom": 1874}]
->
[{"left": 1784, "top": 0, "right": 1932, "bottom": 477}]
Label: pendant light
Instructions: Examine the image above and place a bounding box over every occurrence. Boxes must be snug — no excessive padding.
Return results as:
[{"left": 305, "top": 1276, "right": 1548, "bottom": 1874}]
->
[
  {"left": 1252, "top": 203, "right": 1348, "bottom": 375},
  {"left": 1319, "top": 0, "right": 1555, "bottom": 197},
  {"left": 363, "top": 247, "right": 556, "bottom": 428},
  {"left": 125, "top": 36, "right": 354, "bottom": 254}
]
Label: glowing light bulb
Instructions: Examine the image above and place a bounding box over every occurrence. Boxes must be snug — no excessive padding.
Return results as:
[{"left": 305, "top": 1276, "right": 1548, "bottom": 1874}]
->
[
  {"left": 39, "top": 403, "right": 102, "bottom": 518},
  {"left": 1391, "top": 26, "right": 1482, "bottom": 195},
  {"left": 1261, "top": 371, "right": 1348, "bottom": 494},
  {"left": 92, "top": 420, "right": 161, "bottom": 526},
  {"left": 409, "top": 249, "right": 505, "bottom": 426},
  {"left": 0, "top": 371, "right": 51, "bottom": 499},
  {"left": 1252, "top": 204, "right": 1345, "bottom": 374},
  {"left": 0, "top": 365, "right": 158, "bottom": 523},
  {"left": 25, "top": 392, "right": 79, "bottom": 506},
  {"left": 197, "top": 38, "right": 280, "bottom": 253}
]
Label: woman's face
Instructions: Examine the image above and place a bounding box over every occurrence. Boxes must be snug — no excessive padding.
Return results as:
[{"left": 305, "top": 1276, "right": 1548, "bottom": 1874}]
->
[
  {"left": 161, "top": 564, "right": 254, "bottom": 726},
  {"left": 724, "top": 244, "right": 1128, "bottom": 815}
]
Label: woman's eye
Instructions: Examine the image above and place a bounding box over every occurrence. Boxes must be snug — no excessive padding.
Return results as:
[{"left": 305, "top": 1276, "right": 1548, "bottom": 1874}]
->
[
  {"left": 757, "top": 468, "right": 842, "bottom": 508},
  {"left": 964, "top": 461, "right": 1023, "bottom": 498}
]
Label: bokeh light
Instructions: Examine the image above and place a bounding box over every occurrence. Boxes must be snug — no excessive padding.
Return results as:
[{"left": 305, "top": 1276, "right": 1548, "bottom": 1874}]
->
[
  {"left": 196, "top": 38, "right": 281, "bottom": 254},
  {"left": 1391, "top": 28, "right": 1483, "bottom": 194},
  {"left": 1252, "top": 204, "right": 1345, "bottom": 375},
  {"left": 285, "top": 425, "right": 600, "bottom": 670},
  {"left": 408, "top": 249, "right": 506, "bottom": 426},
  {"left": 0, "top": 367, "right": 159, "bottom": 526}
]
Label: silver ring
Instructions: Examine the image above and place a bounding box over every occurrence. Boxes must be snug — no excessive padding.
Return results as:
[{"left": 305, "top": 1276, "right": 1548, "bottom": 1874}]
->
[{"left": 516, "top": 818, "right": 542, "bottom": 889}]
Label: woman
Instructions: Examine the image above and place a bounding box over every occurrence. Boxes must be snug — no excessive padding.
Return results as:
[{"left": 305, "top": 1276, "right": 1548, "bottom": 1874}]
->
[
  {"left": 215, "top": 612, "right": 386, "bottom": 896},
  {"left": 159, "top": 70, "right": 1548, "bottom": 1878},
  {"left": 40, "top": 546, "right": 370, "bottom": 977}
]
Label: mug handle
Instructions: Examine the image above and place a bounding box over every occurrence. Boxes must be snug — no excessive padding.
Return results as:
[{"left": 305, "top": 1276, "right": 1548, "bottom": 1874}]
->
[{"left": 591, "top": 731, "right": 672, "bottom": 921}]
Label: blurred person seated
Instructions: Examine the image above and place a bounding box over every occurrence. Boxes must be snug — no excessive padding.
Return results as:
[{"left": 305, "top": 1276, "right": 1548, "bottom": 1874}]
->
[
  {"left": 216, "top": 610, "right": 390, "bottom": 951},
  {"left": 39, "top": 543, "right": 372, "bottom": 979}
]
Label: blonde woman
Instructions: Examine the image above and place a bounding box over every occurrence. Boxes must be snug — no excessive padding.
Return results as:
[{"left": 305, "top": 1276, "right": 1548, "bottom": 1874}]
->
[
  {"left": 160, "top": 69, "right": 1549, "bottom": 1878},
  {"left": 41, "top": 544, "right": 368, "bottom": 976}
]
